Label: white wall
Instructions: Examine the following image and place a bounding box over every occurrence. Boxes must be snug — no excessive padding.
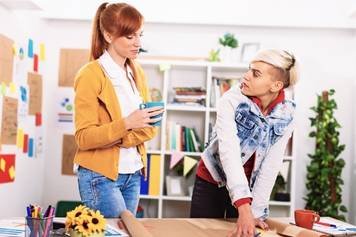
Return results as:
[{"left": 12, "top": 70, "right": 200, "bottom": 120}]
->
[{"left": 2, "top": 2, "right": 356, "bottom": 223}]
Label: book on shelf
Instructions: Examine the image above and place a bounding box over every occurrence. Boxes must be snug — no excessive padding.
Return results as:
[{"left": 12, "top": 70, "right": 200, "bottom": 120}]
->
[
  {"left": 172, "top": 87, "right": 206, "bottom": 106},
  {"left": 166, "top": 122, "right": 202, "bottom": 152},
  {"left": 140, "top": 154, "right": 161, "bottom": 196}
]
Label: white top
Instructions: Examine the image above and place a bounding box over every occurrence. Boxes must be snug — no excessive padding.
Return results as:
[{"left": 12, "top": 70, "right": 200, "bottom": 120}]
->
[{"left": 98, "top": 51, "right": 143, "bottom": 174}]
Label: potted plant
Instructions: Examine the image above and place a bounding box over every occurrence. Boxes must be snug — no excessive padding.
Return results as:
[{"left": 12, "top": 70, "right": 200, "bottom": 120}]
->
[
  {"left": 218, "top": 33, "right": 239, "bottom": 62},
  {"left": 304, "top": 89, "right": 347, "bottom": 220}
]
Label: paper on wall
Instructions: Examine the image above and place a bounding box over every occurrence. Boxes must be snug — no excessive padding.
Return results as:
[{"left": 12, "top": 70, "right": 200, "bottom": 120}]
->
[
  {"left": 0, "top": 34, "right": 14, "bottom": 84},
  {"left": 27, "top": 72, "right": 42, "bottom": 115},
  {"left": 1, "top": 97, "right": 18, "bottom": 145},
  {"left": 58, "top": 48, "right": 89, "bottom": 87},
  {"left": 61, "top": 134, "right": 77, "bottom": 175}
]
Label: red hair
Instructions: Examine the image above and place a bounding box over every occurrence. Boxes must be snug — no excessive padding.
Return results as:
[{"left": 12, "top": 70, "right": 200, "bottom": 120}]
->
[{"left": 90, "top": 2, "right": 143, "bottom": 60}]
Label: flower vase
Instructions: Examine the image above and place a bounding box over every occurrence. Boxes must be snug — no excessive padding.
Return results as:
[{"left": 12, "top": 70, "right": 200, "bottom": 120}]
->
[
  {"left": 220, "top": 46, "right": 240, "bottom": 63},
  {"left": 69, "top": 229, "right": 105, "bottom": 237}
]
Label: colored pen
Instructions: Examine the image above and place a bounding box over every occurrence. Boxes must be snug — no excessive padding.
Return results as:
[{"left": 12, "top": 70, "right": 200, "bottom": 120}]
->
[
  {"left": 26, "top": 206, "right": 31, "bottom": 217},
  {"left": 316, "top": 221, "right": 337, "bottom": 228}
]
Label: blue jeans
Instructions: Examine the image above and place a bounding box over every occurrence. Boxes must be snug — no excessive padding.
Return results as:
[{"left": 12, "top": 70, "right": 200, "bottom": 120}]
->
[{"left": 77, "top": 166, "right": 141, "bottom": 217}]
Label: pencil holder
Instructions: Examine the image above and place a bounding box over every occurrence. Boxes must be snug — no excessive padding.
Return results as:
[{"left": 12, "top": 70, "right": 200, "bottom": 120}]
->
[{"left": 25, "top": 216, "right": 54, "bottom": 237}]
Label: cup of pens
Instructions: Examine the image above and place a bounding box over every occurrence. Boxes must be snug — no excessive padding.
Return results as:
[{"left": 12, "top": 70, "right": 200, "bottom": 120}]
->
[
  {"left": 25, "top": 216, "right": 54, "bottom": 237},
  {"left": 25, "top": 205, "right": 55, "bottom": 237}
]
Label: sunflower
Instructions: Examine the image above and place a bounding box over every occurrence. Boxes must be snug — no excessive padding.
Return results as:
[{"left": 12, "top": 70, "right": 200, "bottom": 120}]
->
[
  {"left": 74, "top": 215, "right": 92, "bottom": 237},
  {"left": 65, "top": 205, "right": 106, "bottom": 236},
  {"left": 87, "top": 210, "right": 106, "bottom": 233}
]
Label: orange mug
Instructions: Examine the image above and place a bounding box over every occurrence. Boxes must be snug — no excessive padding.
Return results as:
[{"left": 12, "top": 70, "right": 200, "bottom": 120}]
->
[{"left": 294, "top": 209, "right": 320, "bottom": 229}]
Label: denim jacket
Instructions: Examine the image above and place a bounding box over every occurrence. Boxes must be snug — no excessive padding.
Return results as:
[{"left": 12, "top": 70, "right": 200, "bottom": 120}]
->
[{"left": 202, "top": 85, "right": 295, "bottom": 219}]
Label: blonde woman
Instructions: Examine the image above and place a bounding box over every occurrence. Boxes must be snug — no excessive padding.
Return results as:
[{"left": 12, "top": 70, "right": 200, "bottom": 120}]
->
[{"left": 191, "top": 49, "right": 298, "bottom": 237}]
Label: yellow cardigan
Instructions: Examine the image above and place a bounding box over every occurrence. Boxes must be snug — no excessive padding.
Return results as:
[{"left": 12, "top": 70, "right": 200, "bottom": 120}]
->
[{"left": 73, "top": 60, "right": 157, "bottom": 180}]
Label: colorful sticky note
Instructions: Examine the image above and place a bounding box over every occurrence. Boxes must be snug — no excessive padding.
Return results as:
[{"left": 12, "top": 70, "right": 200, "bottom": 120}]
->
[
  {"left": 19, "top": 47, "right": 24, "bottom": 60},
  {"left": 28, "top": 39, "right": 33, "bottom": 58},
  {"left": 183, "top": 156, "right": 198, "bottom": 176},
  {"left": 0, "top": 154, "right": 15, "bottom": 183},
  {"left": 170, "top": 151, "right": 184, "bottom": 169},
  {"left": 35, "top": 113, "right": 42, "bottom": 126},
  {"left": 0, "top": 158, "right": 5, "bottom": 172},
  {"left": 1, "top": 82, "right": 6, "bottom": 95},
  {"left": 33, "top": 54, "right": 38, "bottom": 72},
  {"left": 28, "top": 138, "right": 34, "bottom": 158},
  {"left": 17, "top": 129, "right": 24, "bottom": 149},
  {"left": 159, "top": 63, "right": 171, "bottom": 72},
  {"left": 20, "top": 86, "right": 27, "bottom": 102},
  {"left": 39, "top": 43, "right": 45, "bottom": 61},
  {"left": 9, "top": 82, "right": 16, "bottom": 93},
  {"left": 23, "top": 134, "right": 29, "bottom": 153}
]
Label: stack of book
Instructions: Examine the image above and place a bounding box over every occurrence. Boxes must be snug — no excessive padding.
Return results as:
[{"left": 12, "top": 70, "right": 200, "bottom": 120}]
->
[
  {"left": 166, "top": 122, "right": 203, "bottom": 152},
  {"left": 172, "top": 87, "right": 206, "bottom": 106}
]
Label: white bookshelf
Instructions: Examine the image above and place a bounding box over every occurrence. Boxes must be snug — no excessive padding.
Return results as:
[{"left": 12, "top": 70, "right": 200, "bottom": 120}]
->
[{"left": 138, "top": 58, "right": 296, "bottom": 218}]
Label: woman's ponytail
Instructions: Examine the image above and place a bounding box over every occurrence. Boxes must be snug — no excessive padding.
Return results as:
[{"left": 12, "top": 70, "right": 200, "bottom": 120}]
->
[{"left": 90, "top": 2, "right": 108, "bottom": 60}]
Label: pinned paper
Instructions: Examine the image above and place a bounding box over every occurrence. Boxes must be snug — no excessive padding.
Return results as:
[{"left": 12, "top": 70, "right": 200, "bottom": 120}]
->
[
  {"left": 159, "top": 63, "right": 171, "bottom": 72},
  {"left": 58, "top": 48, "right": 89, "bottom": 87},
  {"left": 0, "top": 34, "right": 14, "bottom": 84},
  {"left": 9, "top": 82, "right": 16, "bottom": 93},
  {"left": 1, "top": 97, "right": 18, "bottom": 144},
  {"left": 0, "top": 154, "right": 15, "bottom": 183},
  {"left": 16, "top": 128, "right": 24, "bottom": 149},
  {"left": 39, "top": 43, "right": 45, "bottom": 61},
  {"left": 27, "top": 72, "right": 42, "bottom": 115},
  {"left": 183, "top": 156, "right": 198, "bottom": 176},
  {"left": 62, "top": 134, "right": 77, "bottom": 175},
  {"left": 170, "top": 151, "right": 184, "bottom": 169},
  {"left": 28, "top": 39, "right": 33, "bottom": 58},
  {"left": 19, "top": 47, "right": 24, "bottom": 59}
]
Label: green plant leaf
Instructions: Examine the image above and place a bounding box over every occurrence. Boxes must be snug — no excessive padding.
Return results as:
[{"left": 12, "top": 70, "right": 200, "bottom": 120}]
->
[{"left": 304, "top": 89, "right": 347, "bottom": 219}]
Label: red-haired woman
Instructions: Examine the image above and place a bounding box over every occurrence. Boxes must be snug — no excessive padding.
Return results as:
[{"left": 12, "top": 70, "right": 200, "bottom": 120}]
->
[{"left": 73, "top": 2, "right": 163, "bottom": 217}]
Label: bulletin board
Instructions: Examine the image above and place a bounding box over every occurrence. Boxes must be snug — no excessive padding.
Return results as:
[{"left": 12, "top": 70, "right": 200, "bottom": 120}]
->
[{"left": 0, "top": 34, "right": 45, "bottom": 184}]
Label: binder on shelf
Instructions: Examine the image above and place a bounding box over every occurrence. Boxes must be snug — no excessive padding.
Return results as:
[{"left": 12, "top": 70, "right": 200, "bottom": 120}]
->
[
  {"left": 148, "top": 154, "right": 161, "bottom": 196},
  {"left": 140, "top": 155, "right": 150, "bottom": 195}
]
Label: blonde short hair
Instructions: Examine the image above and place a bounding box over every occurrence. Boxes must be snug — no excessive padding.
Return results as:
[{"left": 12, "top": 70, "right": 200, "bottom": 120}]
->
[{"left": 251, "top": 49, "right": 298, "bottom": 88}]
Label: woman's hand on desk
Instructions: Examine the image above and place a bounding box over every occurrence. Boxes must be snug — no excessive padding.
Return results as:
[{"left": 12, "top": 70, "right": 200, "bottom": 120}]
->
[
  {"left": 124, "top": 107, "right": 164, "bottom": 129},
  {"left": 228, "top": 204, "right": 255, "bottom": 237},
  {"left": 254, "top": 218, "right": 269, "bottom": 231}
]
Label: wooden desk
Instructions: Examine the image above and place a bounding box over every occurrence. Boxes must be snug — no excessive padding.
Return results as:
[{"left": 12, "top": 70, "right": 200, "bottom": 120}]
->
[{"left": 108, "top": 218, "right": 236, "bottom": 237}]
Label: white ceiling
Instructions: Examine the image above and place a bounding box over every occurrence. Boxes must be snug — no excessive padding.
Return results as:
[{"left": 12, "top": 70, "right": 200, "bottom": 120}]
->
[{"left": 2, "top": 0, "right": 356, "bottom": 29}]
